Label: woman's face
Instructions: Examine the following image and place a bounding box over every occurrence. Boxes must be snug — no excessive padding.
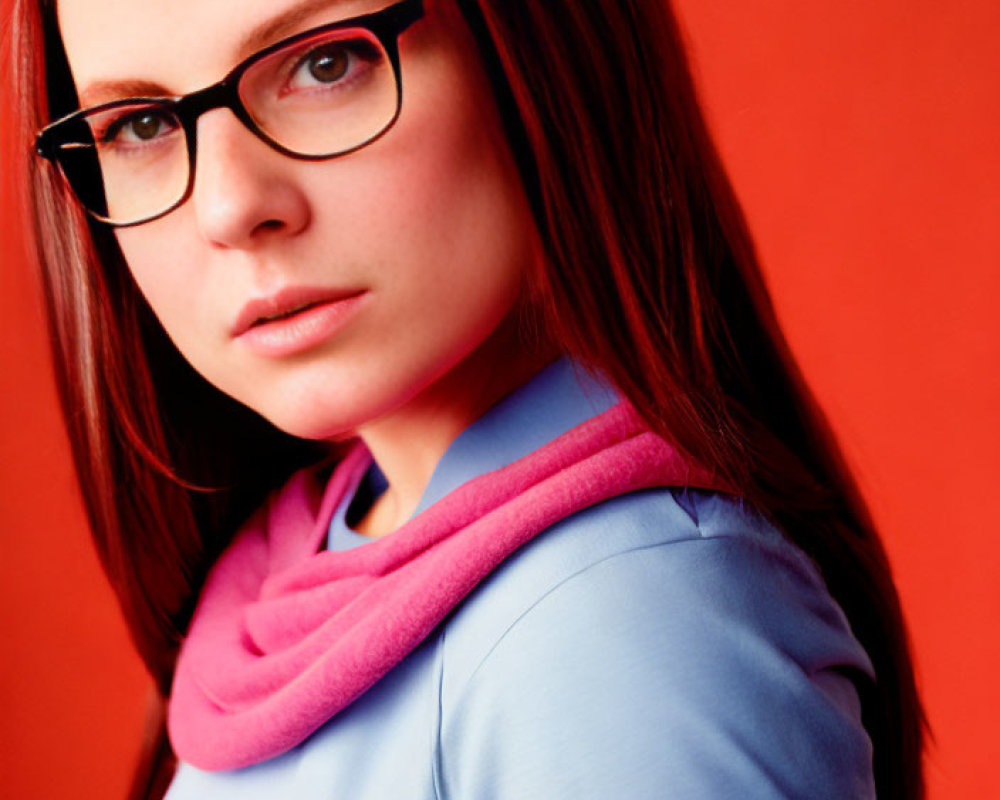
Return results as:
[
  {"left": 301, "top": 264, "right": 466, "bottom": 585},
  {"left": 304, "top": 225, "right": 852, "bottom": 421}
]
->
[{"left": 57, "top": 0, "right": 541, "bottom": 439}]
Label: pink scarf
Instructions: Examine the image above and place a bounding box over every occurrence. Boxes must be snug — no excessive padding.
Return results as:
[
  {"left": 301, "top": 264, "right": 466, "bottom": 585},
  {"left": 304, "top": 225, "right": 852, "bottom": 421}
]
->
[{"left": 168, "top": 400, "right": 723, "bottom": 770}]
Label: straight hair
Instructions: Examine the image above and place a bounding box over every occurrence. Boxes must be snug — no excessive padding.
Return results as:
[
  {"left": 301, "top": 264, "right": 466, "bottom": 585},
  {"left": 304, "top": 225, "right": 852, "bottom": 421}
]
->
[{"left": 9, "top": 0, "right": 925, "bottom": 797}]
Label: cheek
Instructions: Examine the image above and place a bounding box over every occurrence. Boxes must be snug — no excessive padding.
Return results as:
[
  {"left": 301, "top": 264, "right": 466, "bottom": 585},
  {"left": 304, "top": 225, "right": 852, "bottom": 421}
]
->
[
  {"left": 114, "top": 226, "right": 222, "bottom": 368},
  {"left": 347, "top": 59, "right": 535, "bottom": 328},
  {"left": 380, "top": 143, "right": 532, "bottom": 362}
]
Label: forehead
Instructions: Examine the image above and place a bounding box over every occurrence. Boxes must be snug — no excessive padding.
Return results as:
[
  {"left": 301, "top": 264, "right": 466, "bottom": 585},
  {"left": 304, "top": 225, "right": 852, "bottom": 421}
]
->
[{"left": 57, "top": 0, "right": 388, "bottom": 103}]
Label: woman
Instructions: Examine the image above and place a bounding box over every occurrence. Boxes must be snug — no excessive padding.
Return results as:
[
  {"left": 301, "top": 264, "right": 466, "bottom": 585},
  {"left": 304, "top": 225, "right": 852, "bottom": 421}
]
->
[{"left": 11, "top": 0, "right": 925, "bottom": 797}]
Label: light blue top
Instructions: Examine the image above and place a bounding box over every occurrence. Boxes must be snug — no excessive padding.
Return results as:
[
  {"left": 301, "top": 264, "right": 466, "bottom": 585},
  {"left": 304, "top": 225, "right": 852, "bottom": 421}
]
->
[{"left": 166, "top": 358, "right": 876, "bottom": 799}]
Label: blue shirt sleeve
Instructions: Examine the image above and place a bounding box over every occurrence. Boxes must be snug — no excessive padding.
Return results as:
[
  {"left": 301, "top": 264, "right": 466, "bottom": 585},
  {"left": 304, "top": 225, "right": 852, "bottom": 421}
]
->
[{"left": 436, "top": 503, "right": 876, "bottom": 799}]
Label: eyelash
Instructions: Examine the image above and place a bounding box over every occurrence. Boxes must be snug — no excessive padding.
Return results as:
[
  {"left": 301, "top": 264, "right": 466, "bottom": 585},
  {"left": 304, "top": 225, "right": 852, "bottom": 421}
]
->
[
  {"left": 96, "top": 110, "right": 179, "bottom": 150},
  {"left": 279, "top": 38, "right": 383, "bottom": 97}
]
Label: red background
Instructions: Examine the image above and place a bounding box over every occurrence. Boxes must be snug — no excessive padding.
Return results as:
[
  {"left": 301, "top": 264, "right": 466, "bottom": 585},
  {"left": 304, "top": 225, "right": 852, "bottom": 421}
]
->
[{"left": 2, "top": 1, "right": 997, "bottom": 797}]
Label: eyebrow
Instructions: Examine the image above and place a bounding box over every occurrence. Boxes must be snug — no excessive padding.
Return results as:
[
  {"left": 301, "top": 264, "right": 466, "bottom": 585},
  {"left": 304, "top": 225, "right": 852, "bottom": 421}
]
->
[
  {"left": 78, "top": 79, "right": 172, "bottom": 107},
  {"left": 76, "top": 0, "right": 368, "bottom": 107},
  {"left": 236, "top": 0, "right": 364, "bottom": 61}
]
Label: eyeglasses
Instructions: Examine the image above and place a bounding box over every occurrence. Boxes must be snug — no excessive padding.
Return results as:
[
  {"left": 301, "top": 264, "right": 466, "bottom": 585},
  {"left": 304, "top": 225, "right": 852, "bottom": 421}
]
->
[{"left": 35, "top": 0, "right": 424, "bottom": 228}]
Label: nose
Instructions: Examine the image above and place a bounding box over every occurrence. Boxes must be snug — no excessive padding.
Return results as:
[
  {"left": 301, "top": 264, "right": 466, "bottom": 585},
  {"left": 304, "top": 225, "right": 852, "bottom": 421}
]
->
[{"left": 191, "top": 109, "right": 310, "bottom": 249}]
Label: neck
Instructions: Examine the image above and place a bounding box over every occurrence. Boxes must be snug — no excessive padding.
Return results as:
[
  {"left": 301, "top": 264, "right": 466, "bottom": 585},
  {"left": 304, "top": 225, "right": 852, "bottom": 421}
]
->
[{"left": 352, "top": 318, "right": 559, "bottom": 538}]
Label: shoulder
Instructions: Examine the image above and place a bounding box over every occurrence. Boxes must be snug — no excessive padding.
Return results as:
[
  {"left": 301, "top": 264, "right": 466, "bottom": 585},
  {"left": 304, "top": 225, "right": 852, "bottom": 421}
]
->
[
  {"left": 439, "top": 487, "right": 869, "bottom": 692},
  {"left": 434, "top": 489, "right": 876, "bottom": 800}
]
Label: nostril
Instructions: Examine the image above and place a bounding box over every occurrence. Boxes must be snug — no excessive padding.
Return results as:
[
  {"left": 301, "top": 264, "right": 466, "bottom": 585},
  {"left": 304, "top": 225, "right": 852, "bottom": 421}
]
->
[{"left": 255, "top": 219, "right": 285, "bottom": 233}]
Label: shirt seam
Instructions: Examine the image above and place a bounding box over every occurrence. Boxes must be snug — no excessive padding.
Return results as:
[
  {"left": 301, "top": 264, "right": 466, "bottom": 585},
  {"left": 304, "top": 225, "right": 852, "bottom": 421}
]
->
[
  {"left": 431, "top": 633, "right": 447, "bottom": 800},
  {"left": 448, "top": 531, "right": 827, "bottom": 712}
]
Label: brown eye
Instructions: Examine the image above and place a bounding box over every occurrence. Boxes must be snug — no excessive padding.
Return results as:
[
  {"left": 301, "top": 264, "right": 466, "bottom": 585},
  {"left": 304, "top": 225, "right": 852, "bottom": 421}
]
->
[
  {"left": 130, "top": 113, "right": 167, "bottom": 140},
  {"left": 307, "top": 46, "right": 349, "bottom": 83},
  {"left": 100, "top": 107, "right": 178, "bottom": 146},
  {"left": 284, "top": 37, "right": 382, "bottom": 93}
]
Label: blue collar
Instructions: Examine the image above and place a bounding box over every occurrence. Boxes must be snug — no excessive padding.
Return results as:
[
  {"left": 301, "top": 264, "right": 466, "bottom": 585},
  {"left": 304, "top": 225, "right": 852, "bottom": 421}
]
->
[{"left": 328, "top": 357, "right": 621, "bottom": 550}]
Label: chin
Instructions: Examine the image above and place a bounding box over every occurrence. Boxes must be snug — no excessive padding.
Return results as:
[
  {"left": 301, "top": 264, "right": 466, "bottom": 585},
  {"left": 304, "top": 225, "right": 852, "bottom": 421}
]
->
[
  {"left": 258, "top": 401, "right": 364, "bottom": 443},
  {"left": 247, "top": 380, "right": 395, "bottom": 443}
]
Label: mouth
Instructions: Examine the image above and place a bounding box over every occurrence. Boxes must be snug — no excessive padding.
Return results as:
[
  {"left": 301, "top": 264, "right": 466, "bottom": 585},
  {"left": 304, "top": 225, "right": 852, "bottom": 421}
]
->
[
  {"left": 232, "top": 286, "right": 369, "bottom": 358},
  {"left": 253, "top": 301, "right": 323, "bottom": 326},
  {"left": 232, "top": 286, "right": 366, "bottom": 338}
]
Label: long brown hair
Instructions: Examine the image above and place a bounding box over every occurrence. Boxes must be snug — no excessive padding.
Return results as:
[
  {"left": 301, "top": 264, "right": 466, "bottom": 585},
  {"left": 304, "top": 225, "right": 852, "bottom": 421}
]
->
[{"left": 10, "top": 0, "right": 925, "bottom": 797}]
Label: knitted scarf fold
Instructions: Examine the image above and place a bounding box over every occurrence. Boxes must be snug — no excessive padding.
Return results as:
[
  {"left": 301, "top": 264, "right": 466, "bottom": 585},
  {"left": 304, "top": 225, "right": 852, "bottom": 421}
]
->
[{"left": 168, "top": 401, "right": 723, "bottom": 770}]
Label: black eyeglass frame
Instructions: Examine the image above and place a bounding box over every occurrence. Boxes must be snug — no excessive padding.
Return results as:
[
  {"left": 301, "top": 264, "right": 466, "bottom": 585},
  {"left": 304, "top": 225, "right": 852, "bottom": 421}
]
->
[{"left": 34, "top": 0, "right": 425, "bottom": 227}]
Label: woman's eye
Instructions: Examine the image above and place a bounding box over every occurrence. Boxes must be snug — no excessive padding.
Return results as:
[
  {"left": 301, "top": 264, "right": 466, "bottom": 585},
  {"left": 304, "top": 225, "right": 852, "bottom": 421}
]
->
[
  {"left": 292, "top": 44, "right": 352, "bottom": 88},
  {"left": 102, "top": 110, "right": 178, "bottom": 145},
  {"left": 284, "top": 38, "right": 381, "bottom": 93},
  {"left": 309, "top": 46, "right": 350, "bottom": 83},
  {"left": 128, "top": 114, "right": 167, "bottom": 140}
]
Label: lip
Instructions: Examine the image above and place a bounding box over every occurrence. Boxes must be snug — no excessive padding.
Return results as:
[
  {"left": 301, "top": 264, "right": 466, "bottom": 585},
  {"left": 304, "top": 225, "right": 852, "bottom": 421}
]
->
[{"left": 232, "top": 285, "right": 368, "bottom": 357}]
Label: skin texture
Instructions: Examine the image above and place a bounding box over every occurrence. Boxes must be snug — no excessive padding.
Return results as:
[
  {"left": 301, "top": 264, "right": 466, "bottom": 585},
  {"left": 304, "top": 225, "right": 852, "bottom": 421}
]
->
[{"left": 57, "top": 0, "right": 553, "bottom": 536}]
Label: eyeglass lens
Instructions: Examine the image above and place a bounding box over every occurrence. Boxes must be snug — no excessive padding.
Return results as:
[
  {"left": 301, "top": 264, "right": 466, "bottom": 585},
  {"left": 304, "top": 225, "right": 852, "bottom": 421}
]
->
[{"left": 60, "top": 26, "right": 398, "bottom": 225}]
